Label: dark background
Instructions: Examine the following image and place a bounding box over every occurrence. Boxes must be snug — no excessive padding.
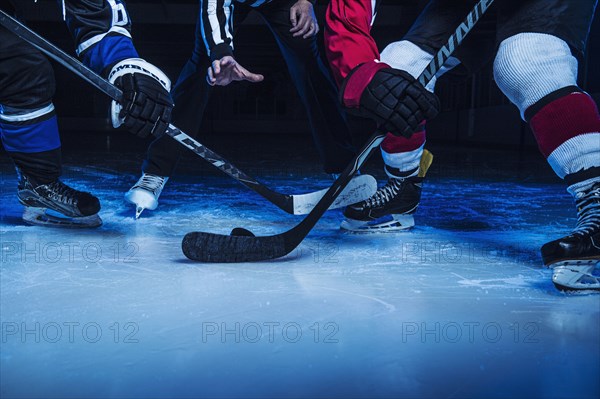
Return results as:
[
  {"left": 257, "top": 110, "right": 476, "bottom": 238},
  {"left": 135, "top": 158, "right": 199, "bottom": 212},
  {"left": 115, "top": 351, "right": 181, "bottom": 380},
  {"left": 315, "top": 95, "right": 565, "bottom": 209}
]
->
[{"left": 9, "top": 0, "right": 600, "bottom": 152}]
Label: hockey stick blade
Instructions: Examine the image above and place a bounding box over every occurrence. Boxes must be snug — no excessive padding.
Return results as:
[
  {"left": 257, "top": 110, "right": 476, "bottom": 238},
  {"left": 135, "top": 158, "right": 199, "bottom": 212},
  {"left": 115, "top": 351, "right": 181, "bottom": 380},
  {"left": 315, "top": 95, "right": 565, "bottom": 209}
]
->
[
  {"left": 292, "top": 174, "right": 377, "bottom": 215},
  {"left": 182, "top": 0, "right": 495, "bottom": 263},
  {"left": 0, "top": 10, "right": 366, "bottom": 216},
  {"left": 182, "top": 134, "right": 385, "bottom": 262},
  {"left": 182, "top": 232, "right": 286, "bottom": 263}
]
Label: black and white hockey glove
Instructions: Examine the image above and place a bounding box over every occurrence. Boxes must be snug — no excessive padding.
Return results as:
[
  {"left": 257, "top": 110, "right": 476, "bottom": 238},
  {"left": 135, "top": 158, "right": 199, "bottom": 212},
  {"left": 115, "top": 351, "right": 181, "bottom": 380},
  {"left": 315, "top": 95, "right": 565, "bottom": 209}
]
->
[
  {"left": 108, "top": 59, "right": 174, "bottom": 138},
  {"left": 341, "top": 61, "right": 440, "bottom": 138}
]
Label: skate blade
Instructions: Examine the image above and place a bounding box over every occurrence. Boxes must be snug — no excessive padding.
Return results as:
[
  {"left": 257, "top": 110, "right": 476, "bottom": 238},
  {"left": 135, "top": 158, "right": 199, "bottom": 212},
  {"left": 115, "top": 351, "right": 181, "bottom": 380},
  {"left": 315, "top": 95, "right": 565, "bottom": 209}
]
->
[
  {"left": 135, "top": 207, "right": 145, "bottom": 219},
  {"left": 546, "top": 258, "right": 600, "bottom": 268},
  {"left": 22, "top": 207, "right": 102, "bottom": 228},
  {"left": 341, "top": 214, "right": 415, "bottom": 233},
  {"left": 124, "top": 188, "right": 158, "bottom": 210},
  {"left": 552, "top": 262, "right": 600, "bottom": 292}
]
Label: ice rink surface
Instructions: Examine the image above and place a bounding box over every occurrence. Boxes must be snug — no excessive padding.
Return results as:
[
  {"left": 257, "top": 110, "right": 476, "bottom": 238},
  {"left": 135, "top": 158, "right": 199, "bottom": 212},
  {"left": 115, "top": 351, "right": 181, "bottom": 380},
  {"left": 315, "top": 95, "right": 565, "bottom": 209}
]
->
[{"left": 1, "top": 140, "right": 599, "bottom": 399}]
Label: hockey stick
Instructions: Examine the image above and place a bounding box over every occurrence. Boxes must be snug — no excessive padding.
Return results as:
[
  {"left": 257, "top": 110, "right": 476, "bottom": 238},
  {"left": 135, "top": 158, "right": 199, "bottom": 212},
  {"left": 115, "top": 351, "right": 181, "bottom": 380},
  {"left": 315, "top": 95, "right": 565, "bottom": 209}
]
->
[
  {"left": 0, "top": 10, "right": 376, "bottom": 216},
  {"left": 182, "top": 0, "right": 496, "bottom": 262}
]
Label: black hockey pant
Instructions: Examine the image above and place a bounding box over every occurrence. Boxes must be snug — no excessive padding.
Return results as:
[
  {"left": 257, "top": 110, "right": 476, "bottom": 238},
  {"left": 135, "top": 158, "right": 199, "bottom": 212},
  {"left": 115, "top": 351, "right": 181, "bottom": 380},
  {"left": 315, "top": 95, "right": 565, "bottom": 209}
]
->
[{"left": 0, "top": 24, "right": 62, "bottom": 185}]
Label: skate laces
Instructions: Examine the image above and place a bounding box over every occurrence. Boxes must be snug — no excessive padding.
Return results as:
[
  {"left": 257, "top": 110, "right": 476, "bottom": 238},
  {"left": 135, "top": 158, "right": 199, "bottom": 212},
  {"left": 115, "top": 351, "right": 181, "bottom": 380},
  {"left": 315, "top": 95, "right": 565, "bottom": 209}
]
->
[
  {"left": 43, "top": 180, "right": 79, "bottom": 205},
  {"left": 134, "top": 174, "right": 167, "bottom": 196},
  {"left": 364, "top": 178, "right": 403, "bottom": 208},
  {"left": 573, "top": 183, "right": 600, "bottom": 236}
]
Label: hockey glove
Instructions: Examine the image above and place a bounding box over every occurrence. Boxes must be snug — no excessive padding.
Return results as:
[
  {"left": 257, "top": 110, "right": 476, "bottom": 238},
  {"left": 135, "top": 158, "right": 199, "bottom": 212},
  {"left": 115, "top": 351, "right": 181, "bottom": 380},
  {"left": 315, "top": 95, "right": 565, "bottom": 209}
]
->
[
  {"left": 108, "top": 59, "right": 173, "bottom": 138},
  {"left": 341, "top": 61, "right": 440, "bottom": 138}
]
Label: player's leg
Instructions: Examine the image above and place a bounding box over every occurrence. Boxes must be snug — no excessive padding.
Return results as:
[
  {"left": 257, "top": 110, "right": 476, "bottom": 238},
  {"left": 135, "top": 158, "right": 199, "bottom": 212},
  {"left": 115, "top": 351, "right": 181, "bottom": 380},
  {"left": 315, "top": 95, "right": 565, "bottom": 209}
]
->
[
  {"left": 340, "top": 1, "right": 466, "bottom": 232},
  {"left": 126, "top": 17, "right": 212, "bottom": 215},
  {"left": 0, "top": 26, "right": 100, "bottom": 227},
  {"left": 256, "top": 0, "right": 356, "bottom": 174},
  {"left": 125, "top": 7, "right": 248, "bottom": 216},
  {"left": 493, "top": 0, "right": 600, "bottom": 290},
  {"left": 124, "top": 48, "right": 211, "bottom": 217}
]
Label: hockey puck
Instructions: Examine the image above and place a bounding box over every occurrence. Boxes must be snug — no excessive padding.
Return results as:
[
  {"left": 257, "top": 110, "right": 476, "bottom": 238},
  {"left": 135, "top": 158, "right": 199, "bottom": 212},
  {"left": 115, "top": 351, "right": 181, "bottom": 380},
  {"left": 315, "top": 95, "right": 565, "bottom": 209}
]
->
[{"left": 230, "top": 227, "right": 255, "bottom": 237}]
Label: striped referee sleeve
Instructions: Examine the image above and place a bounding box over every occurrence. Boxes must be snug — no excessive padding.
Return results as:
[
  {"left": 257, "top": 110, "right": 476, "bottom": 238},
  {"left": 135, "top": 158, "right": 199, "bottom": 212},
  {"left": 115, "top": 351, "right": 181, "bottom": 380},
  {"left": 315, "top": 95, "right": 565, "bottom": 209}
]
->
[{"left": 200, "top": 0, "right": 235, "bottom": 61}]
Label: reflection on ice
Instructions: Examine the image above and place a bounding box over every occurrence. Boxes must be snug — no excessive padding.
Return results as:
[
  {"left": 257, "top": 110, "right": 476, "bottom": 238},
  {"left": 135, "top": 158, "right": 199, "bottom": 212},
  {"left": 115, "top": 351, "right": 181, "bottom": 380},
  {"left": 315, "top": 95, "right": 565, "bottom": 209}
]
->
[{"left": 1, "top": 161, "right": 599, "bottom": 398}]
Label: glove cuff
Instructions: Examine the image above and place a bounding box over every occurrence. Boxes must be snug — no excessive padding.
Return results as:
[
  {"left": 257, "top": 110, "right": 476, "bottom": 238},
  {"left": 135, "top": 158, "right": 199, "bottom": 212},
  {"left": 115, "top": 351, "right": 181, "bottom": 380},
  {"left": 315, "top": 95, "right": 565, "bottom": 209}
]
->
[
  {"left": 108, "top": 59, "right": 171, "bottom": 129},
  {"left": 108, "top": 58, "right": 171, "bottom": 91},
  {"left": 341, "top": 60, "right": 390, "bottom": 109}
]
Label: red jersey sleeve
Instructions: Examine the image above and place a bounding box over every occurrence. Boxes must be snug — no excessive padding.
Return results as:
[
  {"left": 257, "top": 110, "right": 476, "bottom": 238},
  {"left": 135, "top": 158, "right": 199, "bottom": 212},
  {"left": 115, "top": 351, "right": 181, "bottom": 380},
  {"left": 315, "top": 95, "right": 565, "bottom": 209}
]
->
[{"left": 324, "top": 0, "right": 380, "bottom": 86}]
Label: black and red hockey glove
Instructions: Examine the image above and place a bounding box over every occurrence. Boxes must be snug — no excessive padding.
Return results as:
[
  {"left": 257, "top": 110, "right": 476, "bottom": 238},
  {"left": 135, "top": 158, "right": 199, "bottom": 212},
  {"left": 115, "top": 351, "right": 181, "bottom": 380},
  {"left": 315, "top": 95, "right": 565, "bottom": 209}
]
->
[{"left": 340, "top": 61, "right": 440, "bottom": 138}]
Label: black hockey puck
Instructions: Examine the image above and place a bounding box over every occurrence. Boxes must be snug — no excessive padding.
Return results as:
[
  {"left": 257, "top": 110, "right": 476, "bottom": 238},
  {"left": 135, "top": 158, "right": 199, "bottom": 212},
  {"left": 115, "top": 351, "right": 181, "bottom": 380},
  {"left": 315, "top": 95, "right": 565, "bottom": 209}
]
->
[{"left": 230, "top": 227, "right": 255, "bottom": 237}]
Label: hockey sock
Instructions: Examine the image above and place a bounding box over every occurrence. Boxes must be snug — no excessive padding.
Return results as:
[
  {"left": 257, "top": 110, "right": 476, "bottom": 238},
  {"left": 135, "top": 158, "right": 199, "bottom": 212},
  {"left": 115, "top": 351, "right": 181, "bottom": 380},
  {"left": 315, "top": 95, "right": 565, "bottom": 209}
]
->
[
  {"left": 378, "top": 40, "right": 457, "bottom": 175},
  {"left": 528, "top": 91, "right": 600, "bottom": 179},
  {"left": 381, "top": 129, "right": 426, "bottom": 176},
  {"left": 11, "top": 149, "right": 62, "bottom": 186},
  {"left": 494, "top": 33, "right": 579, "bottom": 120},
  {"left": 493, "top": 32, "right": 600, "bottom": 179},
  {"left": 1, "top": 103, "right": 62, "bottom": 184}
]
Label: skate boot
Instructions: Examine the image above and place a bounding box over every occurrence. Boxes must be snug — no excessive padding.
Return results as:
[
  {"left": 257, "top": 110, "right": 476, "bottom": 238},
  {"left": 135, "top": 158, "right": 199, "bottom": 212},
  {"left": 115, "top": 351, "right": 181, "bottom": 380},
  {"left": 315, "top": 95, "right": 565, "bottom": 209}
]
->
[
  {"left": 541, "top": 179, "right": 600, "bottom": 291},
  {"left": 124, "top": 173, "right": 169, "bottom": 219},
  {"left": 341, "top": 149, "right": 433, "bottom": 232},
  {"left": 17, "top": 170, "right": 102, "bottom": 228}
]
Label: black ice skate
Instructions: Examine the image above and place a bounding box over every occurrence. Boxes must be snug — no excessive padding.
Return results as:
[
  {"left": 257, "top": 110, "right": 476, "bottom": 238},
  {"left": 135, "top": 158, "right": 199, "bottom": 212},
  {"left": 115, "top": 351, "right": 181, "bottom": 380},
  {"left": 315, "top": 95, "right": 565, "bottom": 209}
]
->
[
  {"left": 541, "top": 180, "right": 600, "bottom": 291},
  {"left": 341, "top": 149, "right": 433, "bottom": 232},
  {"left": 17, "top": 170, "right": 102, "bottom": 228}
]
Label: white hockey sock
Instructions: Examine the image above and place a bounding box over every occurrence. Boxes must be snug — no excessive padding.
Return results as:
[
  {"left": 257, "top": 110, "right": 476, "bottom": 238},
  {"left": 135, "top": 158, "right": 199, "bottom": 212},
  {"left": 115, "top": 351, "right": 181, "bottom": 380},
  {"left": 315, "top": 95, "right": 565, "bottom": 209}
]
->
[{"left": 382, "top": 144, "right": 424, "bottom": 178}]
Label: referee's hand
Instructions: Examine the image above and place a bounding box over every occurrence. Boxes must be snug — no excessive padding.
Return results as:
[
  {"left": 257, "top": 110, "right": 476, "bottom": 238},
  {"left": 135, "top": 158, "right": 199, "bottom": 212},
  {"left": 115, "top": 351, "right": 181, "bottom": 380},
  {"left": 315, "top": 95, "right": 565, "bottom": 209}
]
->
[
  {"left": 290, "top": 0, "right": 319, "bottom": 39},
  {"left": 206, "top": 56, "right": 264, "bottom": 87}
]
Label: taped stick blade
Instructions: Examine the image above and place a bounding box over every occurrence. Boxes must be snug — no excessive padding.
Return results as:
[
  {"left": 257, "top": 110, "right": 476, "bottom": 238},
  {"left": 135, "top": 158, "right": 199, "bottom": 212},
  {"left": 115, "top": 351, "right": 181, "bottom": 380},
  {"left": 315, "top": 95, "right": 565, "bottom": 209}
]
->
[{"left": 182, "top": 231, "right": 287, "bottom": 262}]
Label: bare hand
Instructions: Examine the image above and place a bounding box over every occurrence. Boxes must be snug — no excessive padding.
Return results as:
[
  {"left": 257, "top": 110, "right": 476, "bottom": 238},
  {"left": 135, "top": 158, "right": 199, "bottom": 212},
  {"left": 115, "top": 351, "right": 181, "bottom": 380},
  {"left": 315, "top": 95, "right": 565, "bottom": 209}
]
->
[
  {"left": 206, "top": 56, "right": 264, "bottom": 87},
  {"left": 290, "top": 0, "right": 319, "bottom": 39}
]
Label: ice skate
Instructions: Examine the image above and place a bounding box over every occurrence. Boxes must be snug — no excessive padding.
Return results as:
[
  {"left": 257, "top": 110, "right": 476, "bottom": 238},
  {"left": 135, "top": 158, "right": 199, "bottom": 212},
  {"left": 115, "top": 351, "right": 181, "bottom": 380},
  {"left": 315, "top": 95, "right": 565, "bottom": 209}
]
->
[
  {"left": 541, "top": 181, "right": 600, "bottom": 291},
  {"left": 341, "top": 149, "right": 433, "bottom": 232},
  {"left": 124, "top": 173, "right": 169, "bottom": 219},
  {"left": 17, "top": 170, "right": 102, "bottom": 228}
]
